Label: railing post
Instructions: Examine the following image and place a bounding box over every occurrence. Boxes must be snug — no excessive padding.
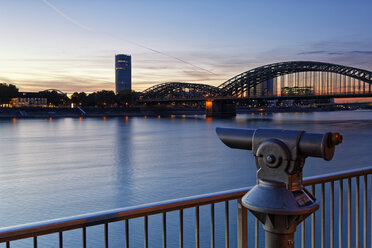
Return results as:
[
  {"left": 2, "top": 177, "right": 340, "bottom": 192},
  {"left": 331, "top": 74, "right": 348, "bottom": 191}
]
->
[
  {"left": 225, "top": 201, "right": 229, "bottom": 248},
  {"left": 255, "top": 218, "right": 259, "bottom": 248},
  {"left": 237, "top": 199, "right": 247, "bottom": 248}
]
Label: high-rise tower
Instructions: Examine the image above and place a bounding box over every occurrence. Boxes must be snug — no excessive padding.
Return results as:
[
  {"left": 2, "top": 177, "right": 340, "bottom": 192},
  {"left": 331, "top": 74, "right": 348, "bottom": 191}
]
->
[{"left": 115, "top": 54, "right": 131, "bottom": 93}]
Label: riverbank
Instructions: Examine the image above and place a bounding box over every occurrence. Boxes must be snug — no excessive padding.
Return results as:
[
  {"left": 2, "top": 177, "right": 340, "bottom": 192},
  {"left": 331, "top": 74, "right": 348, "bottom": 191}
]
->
[
  {"left": 0, "top": 106, "right": 205, "bottom": 118},
  {"left": 0, "top": 105, "right": 366, "bottom": 118}
]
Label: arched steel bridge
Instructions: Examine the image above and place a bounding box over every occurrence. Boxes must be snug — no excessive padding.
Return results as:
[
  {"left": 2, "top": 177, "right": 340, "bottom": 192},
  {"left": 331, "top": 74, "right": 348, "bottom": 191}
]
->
[
  {"left": 142, "top": 82, "right": 220, "bottom": 100},
  {"left": 141, "top": 61, "right": 372, "bottom": 101},
  {"left": 40, "top": 89, "right": 67, "bottom": 95}
]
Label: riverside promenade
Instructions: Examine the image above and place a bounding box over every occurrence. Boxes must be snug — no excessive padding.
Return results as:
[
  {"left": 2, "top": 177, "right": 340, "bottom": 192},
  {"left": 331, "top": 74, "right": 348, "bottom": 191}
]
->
[
  {"left": 0, "top": 107, "right": 205, "bottom": 118},
  {"left": 0, "top": 105, "right": 363, "bottom": 119}
]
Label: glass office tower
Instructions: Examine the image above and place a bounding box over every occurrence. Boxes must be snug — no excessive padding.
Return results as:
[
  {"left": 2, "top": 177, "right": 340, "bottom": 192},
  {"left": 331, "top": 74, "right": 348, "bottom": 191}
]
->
[{"left": 115, "top": 54, "right": 131, "bottom": 93}]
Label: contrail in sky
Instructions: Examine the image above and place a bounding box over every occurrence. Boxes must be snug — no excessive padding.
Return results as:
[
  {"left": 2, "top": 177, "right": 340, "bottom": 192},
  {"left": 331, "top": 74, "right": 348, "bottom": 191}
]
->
[
  {"left": 41, "top": 0, "right": 92, "bottom": 31},
  {"left": 127, "top": 41, "right": 216, "bottom": 74},
  {"left": 41, "top": 0, "right": 216, "bottom": 75}
]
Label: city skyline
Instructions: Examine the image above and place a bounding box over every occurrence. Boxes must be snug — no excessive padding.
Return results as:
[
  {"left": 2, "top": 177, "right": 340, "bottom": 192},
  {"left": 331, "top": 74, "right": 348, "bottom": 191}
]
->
[{"left": 1, "top": 0, "right": 372, "bottom": 93}]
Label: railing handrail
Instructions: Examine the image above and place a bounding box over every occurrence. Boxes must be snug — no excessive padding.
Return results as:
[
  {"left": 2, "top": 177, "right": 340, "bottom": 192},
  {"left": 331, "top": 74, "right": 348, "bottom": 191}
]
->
[
  {"left": 303, "top": 166, "right": 372, "bottom": 186},
  {"left": 0, "top": 187, "right": 251, "bottom": 242},
  {"left": 1, "top": 166, "right": 371, "bottom": 243}
]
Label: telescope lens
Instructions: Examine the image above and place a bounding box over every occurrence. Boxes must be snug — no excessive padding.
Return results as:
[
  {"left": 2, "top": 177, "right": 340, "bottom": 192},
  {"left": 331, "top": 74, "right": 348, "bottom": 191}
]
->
[{"left": 331, "top": 133, "right": 343, "bottom": 146}]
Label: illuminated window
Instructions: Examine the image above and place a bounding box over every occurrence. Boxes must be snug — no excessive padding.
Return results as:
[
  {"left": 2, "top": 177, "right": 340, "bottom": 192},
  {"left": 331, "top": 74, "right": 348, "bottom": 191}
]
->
[
  {"left": 206, "top": 100, "right": 213, "bottom": 109},
  {"left": 118, "top": 60, "right": 128, "bottom": 63}
]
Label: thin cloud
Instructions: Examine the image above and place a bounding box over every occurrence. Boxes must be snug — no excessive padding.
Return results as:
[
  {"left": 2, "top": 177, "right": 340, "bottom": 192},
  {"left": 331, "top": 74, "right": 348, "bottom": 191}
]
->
[
  {"left": 0, "top": 76, "right": 14, "bottom": 84},
  {"left": 298, "top": 50, "right": 327, "bottom": 55},
  {"left": 327, "top": 52, "right": 343, "bottom": 55},
  {"left": 18, "top": 77, "right": 114, "bottom": 93},
  {"left": 350, "top": 50, "right": 372, "bottom": 55}
]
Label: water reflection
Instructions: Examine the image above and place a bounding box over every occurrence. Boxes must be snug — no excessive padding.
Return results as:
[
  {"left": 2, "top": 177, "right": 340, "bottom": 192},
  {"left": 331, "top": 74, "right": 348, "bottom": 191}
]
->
[{"left": 0, "top": 111, "right": 371, "bottom": 228}]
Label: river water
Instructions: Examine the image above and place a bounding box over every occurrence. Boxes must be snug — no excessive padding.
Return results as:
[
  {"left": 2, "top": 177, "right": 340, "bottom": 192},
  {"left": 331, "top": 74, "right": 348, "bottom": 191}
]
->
[{"left": 0, "top": 111, "right": 371, "bottom": 247}]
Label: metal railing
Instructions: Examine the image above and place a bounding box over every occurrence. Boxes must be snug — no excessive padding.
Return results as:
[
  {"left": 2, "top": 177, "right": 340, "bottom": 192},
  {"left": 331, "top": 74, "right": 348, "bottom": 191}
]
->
[{"left": 0, "top": 167, "right": 371, "bottom": 248}]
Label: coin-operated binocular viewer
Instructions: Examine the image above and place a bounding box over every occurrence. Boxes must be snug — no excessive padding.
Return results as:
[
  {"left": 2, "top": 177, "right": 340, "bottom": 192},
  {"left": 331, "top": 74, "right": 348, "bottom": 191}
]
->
[{"left": 216, "top": 128, "right": 342, "bottom": 248}]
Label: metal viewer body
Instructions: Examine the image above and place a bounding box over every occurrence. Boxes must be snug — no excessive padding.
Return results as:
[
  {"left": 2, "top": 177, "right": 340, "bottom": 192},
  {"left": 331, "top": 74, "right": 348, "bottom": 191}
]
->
[{"left": 216, "top": 127, "right": 342, "bottom": 248}]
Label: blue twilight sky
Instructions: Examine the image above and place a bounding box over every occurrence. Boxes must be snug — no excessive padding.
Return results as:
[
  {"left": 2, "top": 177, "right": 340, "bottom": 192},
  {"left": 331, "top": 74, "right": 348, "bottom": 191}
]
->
[{"left": 1, "top": 0, "right": 372, "bottom": 93}]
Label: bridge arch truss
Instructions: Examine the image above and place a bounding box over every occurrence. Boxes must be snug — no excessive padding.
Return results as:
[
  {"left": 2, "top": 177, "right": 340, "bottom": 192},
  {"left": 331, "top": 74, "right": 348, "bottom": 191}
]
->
[
  {"left": 218, "top": 61, "right": 372, "bottom": 97},
  {"left": 41, "top": 89, "right": 67, "bottom": 95},
  {"left": 142, "top": 82, "right": 220, "bottom": 100}
]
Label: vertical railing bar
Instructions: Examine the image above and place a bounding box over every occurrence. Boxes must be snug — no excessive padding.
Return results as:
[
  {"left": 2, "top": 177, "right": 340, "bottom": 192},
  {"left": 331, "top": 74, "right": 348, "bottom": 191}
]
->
[
  {"left": 179, "top": 209, "right": 183, "bottom": 248},
  {"left": 104, "top": 223, "right": 108, "bottom": 248},
  {"left": 301, "top": 221, "right": 305, "bottom": 248},
  {"left": 6, "top": 241, "right": 10, "bottom": 248},
  {"left": 82, "top": 226, "right": 87, "bottom": 248},
  {"left": 339, "top": 179, "right": 343, "bottom": 248},
  {"left": 321, "top": 183, "right": 325, "bottom": 248},
  {"left": 363, "top": 175, "right": 367, "bottom": 248},
  {"left": 144, "top": 216, "right": 148, "bottom": 248},
  {"left": 237, "top": 199, "right": 247, "bottom": 248},
  {"left": 162, "top": 212, "right": 167, "bottom": 248},
  {"left": 125, "top": 219, "right": 129, "bottom": 248},
  {"left": 33, "top": 236, "right": 37, "bottom": 248},
  {"left": 255, "top": 218, "right": 259, "bottom": 248},
  {"left": 363, "top": 175, "right": 366, "bottom": 247},
  {"left": 356, "top": 176, "right": 360, "bottom": 248},
  {"left": 225, "top": 201, "right": 229, "bottom": 248},
  {"left": 211, "top": 203, "right": 215, "bottom": 248},
  {"left": 348, "top": 177, "right": 351, "bottom": 248},
  {"left": 331, "top": 181, "right": 334, "bottom": 248},
  {"left": 59, "top": 231, "right": 63, "bottom": 248},
  {"left": 195, "top": 206, "right": 199, "bottom": 248},
  {"left": 311, "top": 184, "right": 316, "bottom": 248},
  {"left": 237, "top": 200, "right": 242, "bottom": 248}
]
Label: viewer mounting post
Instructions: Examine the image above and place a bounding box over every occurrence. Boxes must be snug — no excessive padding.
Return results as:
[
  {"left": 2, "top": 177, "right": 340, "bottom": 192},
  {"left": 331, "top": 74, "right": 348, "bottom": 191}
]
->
[{"left": 216, "top": 127, "right": 342, "bottom": 248}]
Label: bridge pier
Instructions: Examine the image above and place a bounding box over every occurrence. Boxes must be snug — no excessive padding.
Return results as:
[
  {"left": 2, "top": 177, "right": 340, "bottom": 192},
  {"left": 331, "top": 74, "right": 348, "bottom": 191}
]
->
[{"left": 205, "top": 100, "right": 236, "bottom": 118}]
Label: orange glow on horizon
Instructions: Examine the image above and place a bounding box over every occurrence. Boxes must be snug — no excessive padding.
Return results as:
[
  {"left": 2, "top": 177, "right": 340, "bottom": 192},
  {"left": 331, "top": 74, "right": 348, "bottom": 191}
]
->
[{"left": 334, "top": 97, "right": 372, "bottom": 103}]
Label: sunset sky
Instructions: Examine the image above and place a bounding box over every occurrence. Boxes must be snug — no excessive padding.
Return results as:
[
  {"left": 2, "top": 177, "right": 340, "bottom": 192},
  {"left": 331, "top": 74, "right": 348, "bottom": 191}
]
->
[{"left": 1, "top": 0, "right": 372, "bottom": 93}]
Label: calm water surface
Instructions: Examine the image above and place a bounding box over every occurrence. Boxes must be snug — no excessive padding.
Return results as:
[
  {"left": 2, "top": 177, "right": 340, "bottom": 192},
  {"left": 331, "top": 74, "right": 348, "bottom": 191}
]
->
[{"left": 1, "top": 111, "right": 371, "bottom": 247}]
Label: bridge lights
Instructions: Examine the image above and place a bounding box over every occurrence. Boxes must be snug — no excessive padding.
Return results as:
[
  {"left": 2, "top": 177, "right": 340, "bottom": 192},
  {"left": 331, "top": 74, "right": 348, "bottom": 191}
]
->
[
  {"left": 216, "top": 127, "right": 342, "bottom": 248},
  {"left": 205, "top": 100, "right": 213, "bottom": 110}
]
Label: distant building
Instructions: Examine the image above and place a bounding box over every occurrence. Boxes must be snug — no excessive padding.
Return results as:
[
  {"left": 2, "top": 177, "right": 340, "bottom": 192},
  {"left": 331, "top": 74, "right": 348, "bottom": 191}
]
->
[
  {"left": 10, "top": 92, "right": 48, "bottom": 107},
  {"left": 115, "top": 54, "right": 131, "bottom": 93},
  {"left": 281, "top": 86, "right": 313, "bottom": 96}
]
